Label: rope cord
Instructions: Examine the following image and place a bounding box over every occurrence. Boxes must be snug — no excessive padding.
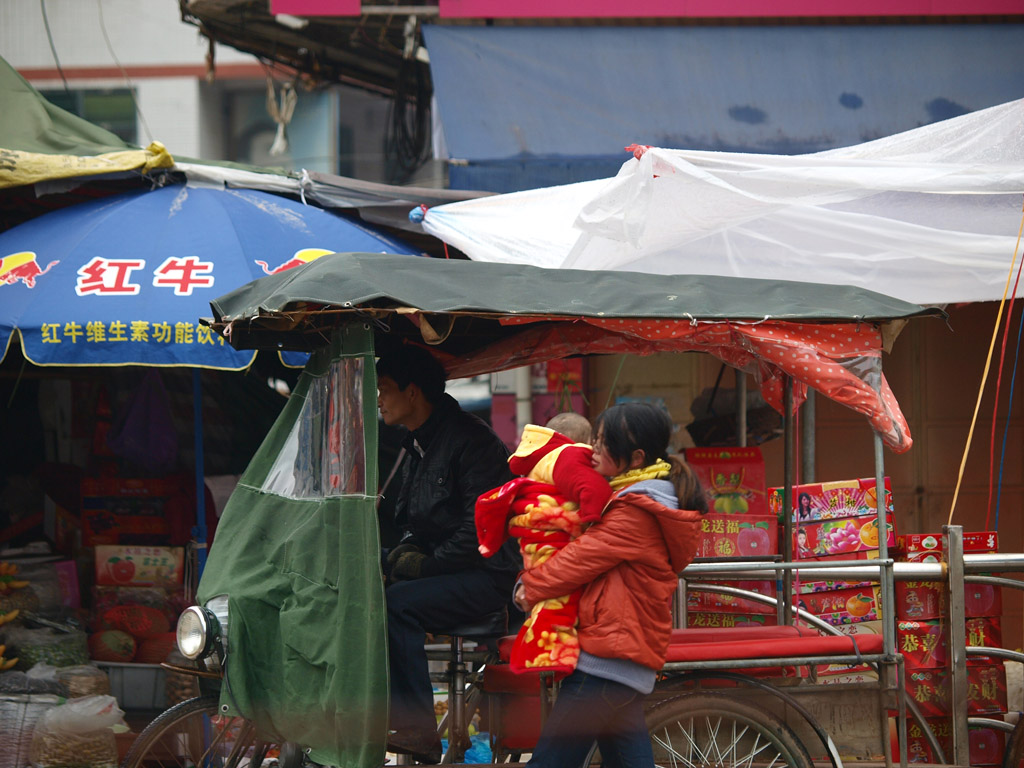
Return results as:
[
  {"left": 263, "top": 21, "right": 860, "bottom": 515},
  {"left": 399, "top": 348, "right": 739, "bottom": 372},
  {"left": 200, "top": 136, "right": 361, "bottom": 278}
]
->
[
  {"left": 384, "top": 52, "right": 432, "bottom": 184},
  {"left": 986, "top": 221, "right": 1024, "bottom": 528},
  {"left": 949, "top": 198, "right": 1024, "bottom": 526},
  {"left": 995, "top": 308, "right": 1024, "bottom": 530}
]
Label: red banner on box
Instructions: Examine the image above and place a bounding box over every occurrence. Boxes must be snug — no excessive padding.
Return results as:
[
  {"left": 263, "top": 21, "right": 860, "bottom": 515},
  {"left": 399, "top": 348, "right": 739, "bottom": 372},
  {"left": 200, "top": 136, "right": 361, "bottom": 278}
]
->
[
  {"left": 906, "top": 665, "right": 1007, "bottom": 718},
  {"left": 898, "top": 618, "right": 1001, "bottom": 669}
]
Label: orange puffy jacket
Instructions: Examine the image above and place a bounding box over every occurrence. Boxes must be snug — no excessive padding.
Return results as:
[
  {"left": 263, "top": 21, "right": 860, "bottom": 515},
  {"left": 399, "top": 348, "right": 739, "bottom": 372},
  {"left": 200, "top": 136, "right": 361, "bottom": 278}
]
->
[{"left": 520, "top": 489, "right": 702, "bottom": 670}]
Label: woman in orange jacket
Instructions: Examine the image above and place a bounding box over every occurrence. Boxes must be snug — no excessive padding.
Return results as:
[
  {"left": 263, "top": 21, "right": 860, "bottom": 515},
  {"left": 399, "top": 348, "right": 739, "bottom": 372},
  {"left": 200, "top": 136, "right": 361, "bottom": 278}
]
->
[{"left": 515, "top": 402, "right": 707, "bottom": 768}]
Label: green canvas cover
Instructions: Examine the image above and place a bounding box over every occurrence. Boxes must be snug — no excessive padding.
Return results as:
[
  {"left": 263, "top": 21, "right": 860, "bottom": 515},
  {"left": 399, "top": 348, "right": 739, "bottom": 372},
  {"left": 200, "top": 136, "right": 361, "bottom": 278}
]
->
[{"left": 196, "top": 324, "right": 386, "bottom": 767}]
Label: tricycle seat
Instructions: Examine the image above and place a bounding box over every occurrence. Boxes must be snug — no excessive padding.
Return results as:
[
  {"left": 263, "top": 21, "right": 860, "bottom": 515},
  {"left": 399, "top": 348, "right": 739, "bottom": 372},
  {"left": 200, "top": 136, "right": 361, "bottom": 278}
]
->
[{"left": 665, "top": 625, "right": 883, "bottom": 663}]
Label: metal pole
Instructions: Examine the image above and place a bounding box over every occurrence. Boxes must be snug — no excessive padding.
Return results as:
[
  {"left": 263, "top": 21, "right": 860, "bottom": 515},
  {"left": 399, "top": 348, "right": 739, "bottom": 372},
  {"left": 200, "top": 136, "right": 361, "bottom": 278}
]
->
[
  {"left": 945, "top": 525, "right": 970, "bottom": 765},
  {"left": 800, "top": 389, "right": 816, "bottom": 483},
  {"left": 735, "top": 368, "right": 747, "bottom": 447},
  {"left": 782, "top": 376, "right": 794, "bottom": 626},
  {"left": 192, "top": 369, "right": 208, "bottom": 579}
]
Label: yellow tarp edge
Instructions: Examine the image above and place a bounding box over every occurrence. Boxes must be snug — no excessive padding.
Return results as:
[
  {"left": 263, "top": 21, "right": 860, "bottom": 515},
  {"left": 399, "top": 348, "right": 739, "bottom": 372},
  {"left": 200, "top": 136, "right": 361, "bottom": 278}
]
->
[{"left": 0, "top": 141, "right": 174, "bottom": 189}]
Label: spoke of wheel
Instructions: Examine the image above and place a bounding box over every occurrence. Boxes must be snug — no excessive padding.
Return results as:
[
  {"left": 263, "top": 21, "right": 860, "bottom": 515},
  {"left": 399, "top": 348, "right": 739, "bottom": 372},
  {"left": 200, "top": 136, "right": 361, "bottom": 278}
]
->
[
  {"left": 652, "top": 726, "right": 689, "bottom": 768},
  {"left": 223, "top": 718, "right": 257, "bottom": 768}
]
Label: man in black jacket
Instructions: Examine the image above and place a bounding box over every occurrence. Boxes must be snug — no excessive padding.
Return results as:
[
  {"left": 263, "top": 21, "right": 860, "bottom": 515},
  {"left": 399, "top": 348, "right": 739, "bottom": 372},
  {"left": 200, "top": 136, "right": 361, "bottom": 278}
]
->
[{"left": 377, "top": 345, "right": 517, "bottom": 763}]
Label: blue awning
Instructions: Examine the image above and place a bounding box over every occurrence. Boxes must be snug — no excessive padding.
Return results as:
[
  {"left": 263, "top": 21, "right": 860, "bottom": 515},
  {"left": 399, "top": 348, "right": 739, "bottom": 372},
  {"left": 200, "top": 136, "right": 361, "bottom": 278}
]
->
[{"left": 422, "top": 23, "right": 1024, "bottom": 192}]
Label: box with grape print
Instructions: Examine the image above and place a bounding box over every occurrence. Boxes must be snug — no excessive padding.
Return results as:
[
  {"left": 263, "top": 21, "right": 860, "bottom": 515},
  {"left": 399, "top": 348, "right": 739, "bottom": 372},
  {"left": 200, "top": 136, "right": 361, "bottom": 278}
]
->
[{"left": 686, "top": 447, "right": 768, "bottom": 515}]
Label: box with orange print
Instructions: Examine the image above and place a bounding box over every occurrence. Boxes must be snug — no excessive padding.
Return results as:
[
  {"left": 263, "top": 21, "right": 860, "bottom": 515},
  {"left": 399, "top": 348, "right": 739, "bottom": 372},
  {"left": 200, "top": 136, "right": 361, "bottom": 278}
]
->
[
  {"left": 685, "top": 447, "right": 768, "bottom": 515},
  {"left": 769, "top": 476, "right": 893, "bottom": 524},
  {"left": 797, "top": 584, "right": 881, "bottom": 626},
  {"left": 815, "top": 619, "right": 883, "bottom": 682},
  {"left": 897, "top": 618, "right": 1002, "bottom": 669},
  {"left": 905, "top": 665, "right": 1007, "bottom": 718},
  {"left": 697, "top": 514, "right": 778, "bottom": 559}
]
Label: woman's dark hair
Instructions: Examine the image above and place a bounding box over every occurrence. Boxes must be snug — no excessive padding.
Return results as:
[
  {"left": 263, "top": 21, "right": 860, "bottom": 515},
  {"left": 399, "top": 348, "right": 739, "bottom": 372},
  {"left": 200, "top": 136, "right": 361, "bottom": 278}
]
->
[
  {"left": 376, "top": 345, "right": 447, "bottom": 404},
  {"left": 593, "top": 402, "right": 672, "bottom": 469},
  {"left": 668, "top": 455, "right": 708, "bottom": 514},
  {"left": 798, "top": 492, "right": 812, "bottom": 517}
]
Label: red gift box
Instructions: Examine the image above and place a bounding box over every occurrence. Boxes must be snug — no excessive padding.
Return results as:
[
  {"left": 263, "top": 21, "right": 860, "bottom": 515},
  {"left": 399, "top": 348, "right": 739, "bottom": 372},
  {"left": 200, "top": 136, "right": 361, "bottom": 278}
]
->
[
  {"left": 897, "top": 618, "right": 1002, "bottom": 669},
  {"left": 770, "top": 476, "right": 893, "bottom": 524},
  {"left": 816, "top": 620, "right": 883, "bottom": 679},
  {"left": 900, "top": 716, "right": 1006, "bottom": 765},
  {"left": 905, "top": 664, "right": 1007, "bottom": 717},
  {"left": 686, "top": 447, "right": 768, "bottom": 515},
  {"left": 796, "top": 550, "right": 879, "bottom": 594},
  {"left": 896, "top": 532, "right": 1001, "bottom": 619},
  {"left": 798, "top": 585, "right": 882, "bottom": 626},
  {"left": 686, "top": 612, "right": 778, "bottom": 629},
  {"left": 698, "top": 514, "right": 778, "bottom": 558},
  {"left": 794, "top": 513, "right": 896, "bottom": 559},
  {"left": 688, "top": 580, "right": 776, "bottom": 615},
  {"left": 81, "top": 476, "right": 182, "bottom": 546}
]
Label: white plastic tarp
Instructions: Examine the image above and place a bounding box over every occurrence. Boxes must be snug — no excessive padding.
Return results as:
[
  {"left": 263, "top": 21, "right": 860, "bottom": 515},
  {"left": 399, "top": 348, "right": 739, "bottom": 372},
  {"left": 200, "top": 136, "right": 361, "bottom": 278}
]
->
[{"left": 421, "top": 99, "right": 1024, "bottom": 305}]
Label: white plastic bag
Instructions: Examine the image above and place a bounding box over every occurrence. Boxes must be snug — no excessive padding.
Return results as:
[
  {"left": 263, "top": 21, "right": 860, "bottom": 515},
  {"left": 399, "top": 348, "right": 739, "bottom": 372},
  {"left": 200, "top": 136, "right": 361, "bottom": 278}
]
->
[{"left": 30, "top": 694, "right": 125, "bottom": 768}]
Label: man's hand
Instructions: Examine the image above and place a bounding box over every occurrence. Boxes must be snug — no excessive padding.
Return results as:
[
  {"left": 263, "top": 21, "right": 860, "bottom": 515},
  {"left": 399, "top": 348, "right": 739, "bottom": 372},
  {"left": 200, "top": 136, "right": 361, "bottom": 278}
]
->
[
  {"left": 386, "top": 542, "right": 422, "bottom": 567},
  {"left": 513, "top": 583, "right": 531, "bottom": 614},
  {"left": 391, "top": 551, "right": 428, "bottom": 581}
]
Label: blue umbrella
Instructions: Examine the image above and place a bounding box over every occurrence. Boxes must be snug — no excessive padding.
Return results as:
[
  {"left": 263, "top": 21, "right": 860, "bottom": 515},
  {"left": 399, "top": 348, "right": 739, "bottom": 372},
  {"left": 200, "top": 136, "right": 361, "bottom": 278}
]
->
[
  {"left": 0, "top": 183, "right": 419, "bottom": 572},
  {"left": 0, "top": 183, "right": 419, "bottom": 368}
]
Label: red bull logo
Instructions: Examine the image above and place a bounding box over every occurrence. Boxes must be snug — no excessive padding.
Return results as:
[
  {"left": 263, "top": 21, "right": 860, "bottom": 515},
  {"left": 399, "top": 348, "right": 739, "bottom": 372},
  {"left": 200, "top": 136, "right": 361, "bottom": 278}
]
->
[
  {"left": 255, "top": 248, "right": 333, "bottom": 275},
  {"left": 0, "top": 251, "right": 58, "bottom": 288}
]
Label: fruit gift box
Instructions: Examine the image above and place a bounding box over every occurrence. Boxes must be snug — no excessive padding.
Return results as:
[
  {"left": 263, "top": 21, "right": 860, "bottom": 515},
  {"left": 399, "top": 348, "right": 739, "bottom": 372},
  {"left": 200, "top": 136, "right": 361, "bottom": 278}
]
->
[
  {"left": 94, "top": 545, "right": 184, "bottom": 588},
  {"left": 798, "top": 584, "right": 882, "bottom": 626},
  {"left": 685, "top": 447, "right": 768, "bottom": 515},
  {"left": 906, "top": 664, "right": 1007, "bottom": 718},
  {"left": 895, "top": 532, "right": 1001, "bottom": 620},
  {"left": 697, "top": 514, "right": 778, "bottom": 559},
  {"left": 897, "top": 617, "right": 1002, "bottom": 670},
  {"left": 770, "top": 476, "right": 893, "bottom": 524},
  {"left": 794, "top": 513, "right": 896, "bottom": 559},
  {"left": 687, "top": 580, "right": 776, "bottom": 615}
]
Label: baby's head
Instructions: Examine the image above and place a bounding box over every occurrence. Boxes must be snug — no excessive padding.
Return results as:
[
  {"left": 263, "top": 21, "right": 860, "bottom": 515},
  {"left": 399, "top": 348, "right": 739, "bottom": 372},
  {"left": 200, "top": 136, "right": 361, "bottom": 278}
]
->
[{"left": 545, "top": 412, "right": 592, "bottom": 445}]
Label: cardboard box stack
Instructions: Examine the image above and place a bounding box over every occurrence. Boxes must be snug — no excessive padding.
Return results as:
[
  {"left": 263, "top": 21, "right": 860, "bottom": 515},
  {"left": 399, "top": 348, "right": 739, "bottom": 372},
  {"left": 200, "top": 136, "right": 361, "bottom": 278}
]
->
[
  {"left": 896, "top": 531, "right": 1005, "bottom": 765},
  {"left": 769, "top": 477, "right": 895, "bottom": 683},
  {"left": 686, "top": 448, "right": 777, "bottom": 627}
]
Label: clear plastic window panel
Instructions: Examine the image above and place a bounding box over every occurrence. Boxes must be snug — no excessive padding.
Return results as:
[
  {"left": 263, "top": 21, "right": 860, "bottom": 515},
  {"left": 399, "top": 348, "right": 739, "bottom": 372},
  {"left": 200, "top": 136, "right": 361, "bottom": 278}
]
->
[{"left": 263, "top": 357, "right": 366, "bottom": 498}]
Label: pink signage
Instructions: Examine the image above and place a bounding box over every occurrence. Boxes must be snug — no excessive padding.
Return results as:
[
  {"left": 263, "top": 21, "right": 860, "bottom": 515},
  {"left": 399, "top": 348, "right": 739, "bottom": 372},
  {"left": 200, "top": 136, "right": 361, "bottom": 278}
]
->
[
  {"left": 270, "top": 0, "right": 360, "bottom": 15},
  {"left": 272, "top": 0, "right": 1022, "bottom": 15},
  {"left": 441, "top": 0, "right": 1024, "bottom": 16}
]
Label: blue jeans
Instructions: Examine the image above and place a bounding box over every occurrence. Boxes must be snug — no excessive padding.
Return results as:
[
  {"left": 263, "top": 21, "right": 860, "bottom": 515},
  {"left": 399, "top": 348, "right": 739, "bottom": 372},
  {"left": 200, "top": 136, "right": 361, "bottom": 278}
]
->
[{"left": 526, "top": 669, "right": 654, "bottom": 768}]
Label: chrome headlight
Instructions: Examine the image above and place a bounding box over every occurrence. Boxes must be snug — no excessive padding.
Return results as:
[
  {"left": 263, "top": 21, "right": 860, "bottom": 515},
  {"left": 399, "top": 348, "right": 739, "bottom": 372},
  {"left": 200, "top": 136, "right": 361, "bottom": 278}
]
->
[{"left": 176, "top": 605, "right": 220, "bottom": 660}]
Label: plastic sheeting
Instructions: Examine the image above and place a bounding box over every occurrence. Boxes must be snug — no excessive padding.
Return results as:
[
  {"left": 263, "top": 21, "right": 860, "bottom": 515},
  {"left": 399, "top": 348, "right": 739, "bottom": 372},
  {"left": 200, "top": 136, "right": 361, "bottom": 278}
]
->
[
  {"left": 196, "top": 325, "right": 387, "bottom": 768},
  {"left": 422, "top": 99, "right": 1024, "bottom": 305}
]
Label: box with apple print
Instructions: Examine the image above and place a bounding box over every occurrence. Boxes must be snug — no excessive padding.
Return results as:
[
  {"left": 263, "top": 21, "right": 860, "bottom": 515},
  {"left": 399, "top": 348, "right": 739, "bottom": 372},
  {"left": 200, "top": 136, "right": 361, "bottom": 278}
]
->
[
  {"left": 697, "top": 514, "right": 777, "bottom": 559},
  {"left": 895, "top": 531, "right": 1001, "bottom": 620},
  {"left": 897, "top": 617, "right": 1002, "bottom": 669},
  {"left": 685, "top": 612, "right": 778, "bottom": 629},
  {"left": 686, "top": 447, "right": 768, "bottom": 515},
  {"left": 94, "top": 544, "right": 184, "bottom": 587}
]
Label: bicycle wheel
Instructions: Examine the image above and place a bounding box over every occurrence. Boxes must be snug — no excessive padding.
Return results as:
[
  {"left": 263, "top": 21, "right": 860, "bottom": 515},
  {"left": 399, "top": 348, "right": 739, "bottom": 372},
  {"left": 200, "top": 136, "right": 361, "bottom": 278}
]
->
[
  {"left": 645, "top": 692, "right": 814, "bottom": 768},
  {"left": 121, "top": 694, "right": 292, "bottom": 768},
  {"left": 1003, "top": 718, "right": 1024, "bottom": 768}
]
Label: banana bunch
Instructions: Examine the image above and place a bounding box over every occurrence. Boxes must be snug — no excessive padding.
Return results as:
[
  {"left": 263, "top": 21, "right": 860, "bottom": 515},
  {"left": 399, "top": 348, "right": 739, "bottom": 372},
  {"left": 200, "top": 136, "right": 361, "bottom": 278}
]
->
[
  {"left": 0, "top": 644, "right": 18, "bottom": 671},
  {"left": 0, "top": 609, "right": 19, "bottom": 626},
  {"left": 0, "top": 563, "right": 29, "bottom": 593}
]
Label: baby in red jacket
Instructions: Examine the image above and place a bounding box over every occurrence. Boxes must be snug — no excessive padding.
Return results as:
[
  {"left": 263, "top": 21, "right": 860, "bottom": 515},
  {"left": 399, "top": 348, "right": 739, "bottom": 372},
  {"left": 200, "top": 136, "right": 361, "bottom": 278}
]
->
[{"left": 475, "top": 413, "right": 611, "bottom": 674}]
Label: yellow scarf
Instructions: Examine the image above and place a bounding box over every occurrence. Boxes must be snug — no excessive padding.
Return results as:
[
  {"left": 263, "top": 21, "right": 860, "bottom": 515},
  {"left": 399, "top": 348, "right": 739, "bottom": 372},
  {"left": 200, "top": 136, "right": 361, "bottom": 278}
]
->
[{"left": 608, "top": 459, "right": 672, "bottom": 491}]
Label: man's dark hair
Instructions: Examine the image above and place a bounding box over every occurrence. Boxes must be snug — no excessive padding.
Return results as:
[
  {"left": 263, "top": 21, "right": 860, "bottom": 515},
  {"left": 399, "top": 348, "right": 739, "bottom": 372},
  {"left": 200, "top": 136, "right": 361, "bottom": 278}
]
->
[{"left": 376, "top": 345, "right": 447, "bottom": 404}]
